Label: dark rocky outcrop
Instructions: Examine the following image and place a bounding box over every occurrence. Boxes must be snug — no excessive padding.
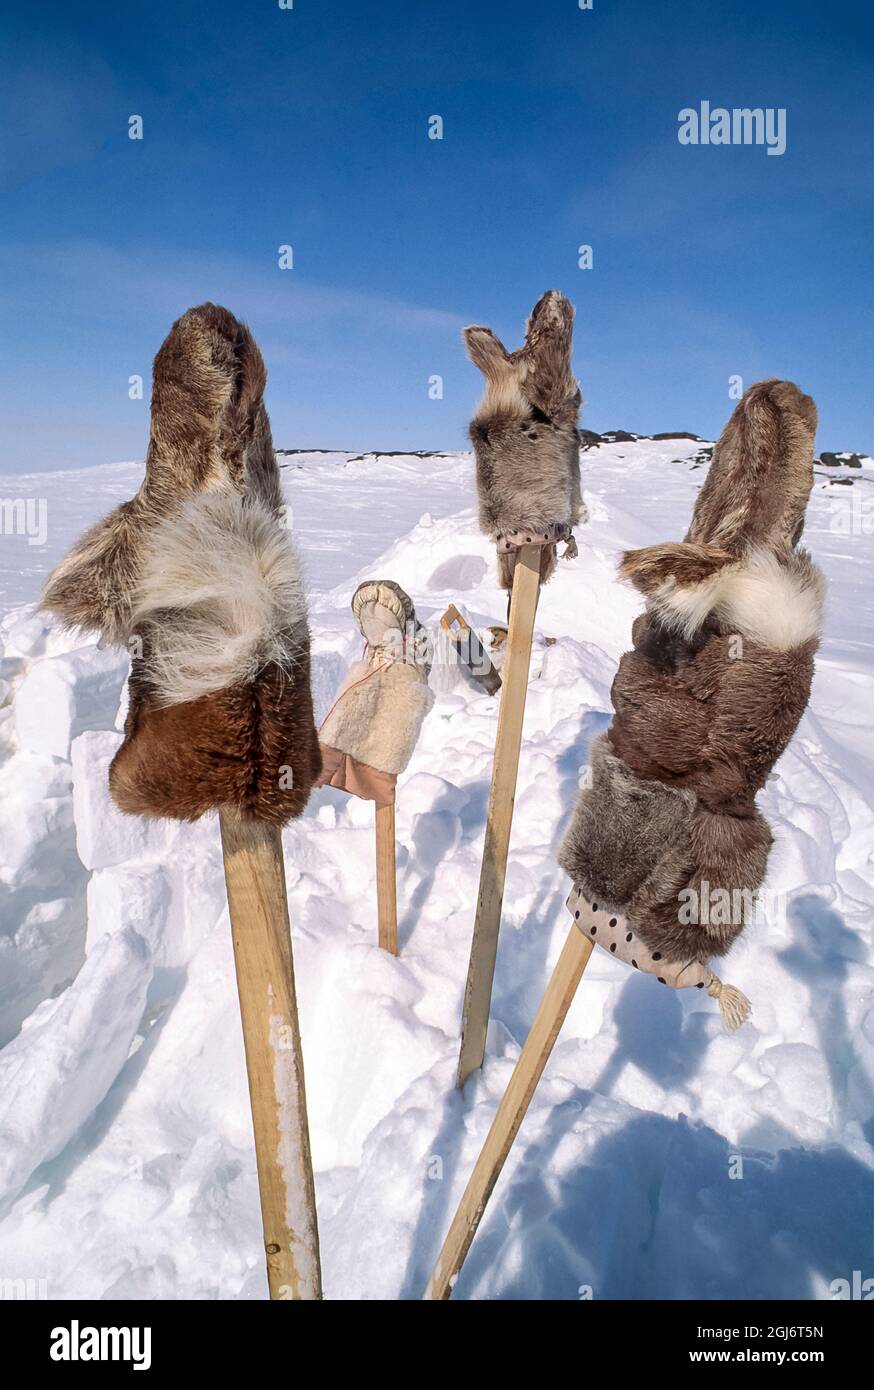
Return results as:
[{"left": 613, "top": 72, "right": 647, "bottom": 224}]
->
[{"left": 819, "top": 451, "right": 864, "bottom": 469}]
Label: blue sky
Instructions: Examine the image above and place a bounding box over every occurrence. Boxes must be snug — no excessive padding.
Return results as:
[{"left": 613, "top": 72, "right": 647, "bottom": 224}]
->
[{"left": 1, "top": 0, "right": 871, "bottom": 471}]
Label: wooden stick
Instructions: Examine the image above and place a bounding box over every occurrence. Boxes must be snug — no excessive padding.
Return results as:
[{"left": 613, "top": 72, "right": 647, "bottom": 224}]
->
[
  {"left": 440, "top": 603, "right": 502, "bottom": 696},
  {"left": 376, "top": 799, "right": 398, "bottom": 955},
  {"left": 219, "top": 809, "right": 322, "bottom": 1301},
  {"left": 456, "top": 544, "right": 542, "bottom": 1087},
  {"left": 426, "top": 924, "right": 593, "bottom": 1300}
]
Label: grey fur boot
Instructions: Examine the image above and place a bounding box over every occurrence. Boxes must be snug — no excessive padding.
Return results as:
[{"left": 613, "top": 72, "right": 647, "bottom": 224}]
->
[{"left": 464, "top": 289, "right": 587, "bottom": 587}]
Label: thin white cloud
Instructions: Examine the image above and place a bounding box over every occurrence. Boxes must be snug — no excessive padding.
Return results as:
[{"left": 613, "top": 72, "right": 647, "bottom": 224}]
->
[
  {"left": 0, "top": 41, "right": 122, "bottom": 190},
  {"left": 0, "top": 239, "right": 464, "bottom": 336}
]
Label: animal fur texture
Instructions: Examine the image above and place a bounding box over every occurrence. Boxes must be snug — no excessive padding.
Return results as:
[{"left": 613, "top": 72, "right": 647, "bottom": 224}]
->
[
  {"left": 128, "top": 491, "right": 307, "bottom": 708},
  {"left": 42, "top": 304, "right": 321, "bottom": 826},
  {"left": 465, "top": 290, "right": 586, "bottom": 588},
  {"left": 318, "top": 580, "right": 434, "bottom": 778},
  {"left": 111, "top": 640, "right": 321, "bottom": 825},
  {"left": 559, "top": 379, "right": 825, "bottom": 963},
  {"left": 43, "top": 302, "right": 282, "bottom": 644}
]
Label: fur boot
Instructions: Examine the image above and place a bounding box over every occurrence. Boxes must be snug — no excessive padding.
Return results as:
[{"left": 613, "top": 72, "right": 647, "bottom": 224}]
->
[
  {"left": 465, "top": 290, "right": 586, "bottom": 587},
  {"left": 559, "top": 380, "right": 825, "bottom": 970},
  {"left": 42, "top": 304, "right": 320, "bottom": 826}
]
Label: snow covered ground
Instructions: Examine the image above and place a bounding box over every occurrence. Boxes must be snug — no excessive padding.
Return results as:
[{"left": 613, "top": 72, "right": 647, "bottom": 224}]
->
[{"left": 0, "top": 440, "right": 872, "bottom": 1300}]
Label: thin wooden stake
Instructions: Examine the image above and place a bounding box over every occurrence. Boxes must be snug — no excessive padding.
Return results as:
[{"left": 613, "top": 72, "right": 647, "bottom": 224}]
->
[
  {"left": 219, "top": 809, "right": 322, "bottom": 1301},
  {"left": 440, "top": 603, "right": 502, "bottom": 695},
  {"left": 457, "top": 544, "right": 542, "bottom": 1087},
  {"left": 376, "top": 799, "right": 398, "bottom": 955},
  {"left": 426, "top": 924, "right": 593, "bottom": 1300}
]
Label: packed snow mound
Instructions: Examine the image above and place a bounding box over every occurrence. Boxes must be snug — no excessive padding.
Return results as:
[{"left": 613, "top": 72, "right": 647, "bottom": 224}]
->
[
  {"left": 0, "top": 439, "right": 872, "bottom": 1300},
  {"left": 0, "top": 928, "right": 152, "bottom": 1210}
]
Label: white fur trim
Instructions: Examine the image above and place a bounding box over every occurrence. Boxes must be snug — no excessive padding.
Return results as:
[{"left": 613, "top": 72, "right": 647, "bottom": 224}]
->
[
  {"left": 649, "top": 566, "right": 729, "bottom": 642},
  {"left": 130, "top": 492, "right": 306, "bottom": 706},
  {"left": 651, "top": 548, "right": 824, "bottom": 651},
  {"left": 714, "top": 550, "right": 825, "bottom": 649}
]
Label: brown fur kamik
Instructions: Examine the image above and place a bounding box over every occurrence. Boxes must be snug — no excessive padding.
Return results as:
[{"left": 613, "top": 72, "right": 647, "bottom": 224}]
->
[{"left": 560, "top": 380, "right": 825, "bottom": 964}]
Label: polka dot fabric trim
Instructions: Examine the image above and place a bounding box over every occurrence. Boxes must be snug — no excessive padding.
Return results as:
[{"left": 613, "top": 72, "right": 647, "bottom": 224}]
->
[
  {"left": 566, "top": 885, "right": 715, "bottom": 993},
  {"left": 496, "top": 525, "right": 570, "bottom": 553}
]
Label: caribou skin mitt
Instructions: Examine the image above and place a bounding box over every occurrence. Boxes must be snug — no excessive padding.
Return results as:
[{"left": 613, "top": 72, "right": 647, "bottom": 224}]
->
[
  {"left": 42, "top": 303, "right": 321, "bottom": 825},
  {"left": 464, "top": 289, "right": 586, "bottom": 588},
  {"left": 42, "top": 303, "right": 282, "bottom": 644},
  {"left": 559, "top": 380, "right": 825, "bottom": 1010},
  {"left": 317, "top": 580, "right": 434, "bottom": 803}
]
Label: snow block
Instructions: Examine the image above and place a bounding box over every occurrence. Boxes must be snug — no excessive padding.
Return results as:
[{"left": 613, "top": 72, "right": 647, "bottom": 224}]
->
[
  {"left": 72, "top": 731, "right": 172, "bottom": 870},
  {"left": 0, "top": 751, "right": 75, "bottom": 882},
  {"left": 0, "top": 927, "right": 152, "bottom": 1208},
  {"left": 0, "top": 895, "right": 87, "bottom": 1052},
  {"left": 86, "top": 863, "right": 171, "bottom": 960},
  {"left": 3, "top": 612, "right": 53, "bottom": 660},
  {"left": 0, "top": 750, "right": 88, "bottom": 1047},
  {"left": 15, "top": 646, "right": 129, "bottom": 760},
  {"left": 114, "top": 680, "right": 129, "bottom": 732}
]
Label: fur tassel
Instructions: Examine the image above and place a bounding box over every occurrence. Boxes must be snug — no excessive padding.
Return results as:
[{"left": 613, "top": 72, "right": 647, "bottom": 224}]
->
[{"left": 707, "top": 976, "right": 752, "bottom": 1030}]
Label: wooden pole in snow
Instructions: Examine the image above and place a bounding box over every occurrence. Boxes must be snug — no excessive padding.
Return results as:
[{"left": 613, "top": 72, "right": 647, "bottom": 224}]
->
[
  {"left": 456, "top": 543, "right": 542, "bottom": 1087},
  {"left": 219, "top": 809, "right": 322, "bottom": 1301},
  {"left": 375, "top": 800, "right": 398, "bottom": 955},
  {"left": 426, "top": 923, "right": 593, "bottom": 1300}
]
